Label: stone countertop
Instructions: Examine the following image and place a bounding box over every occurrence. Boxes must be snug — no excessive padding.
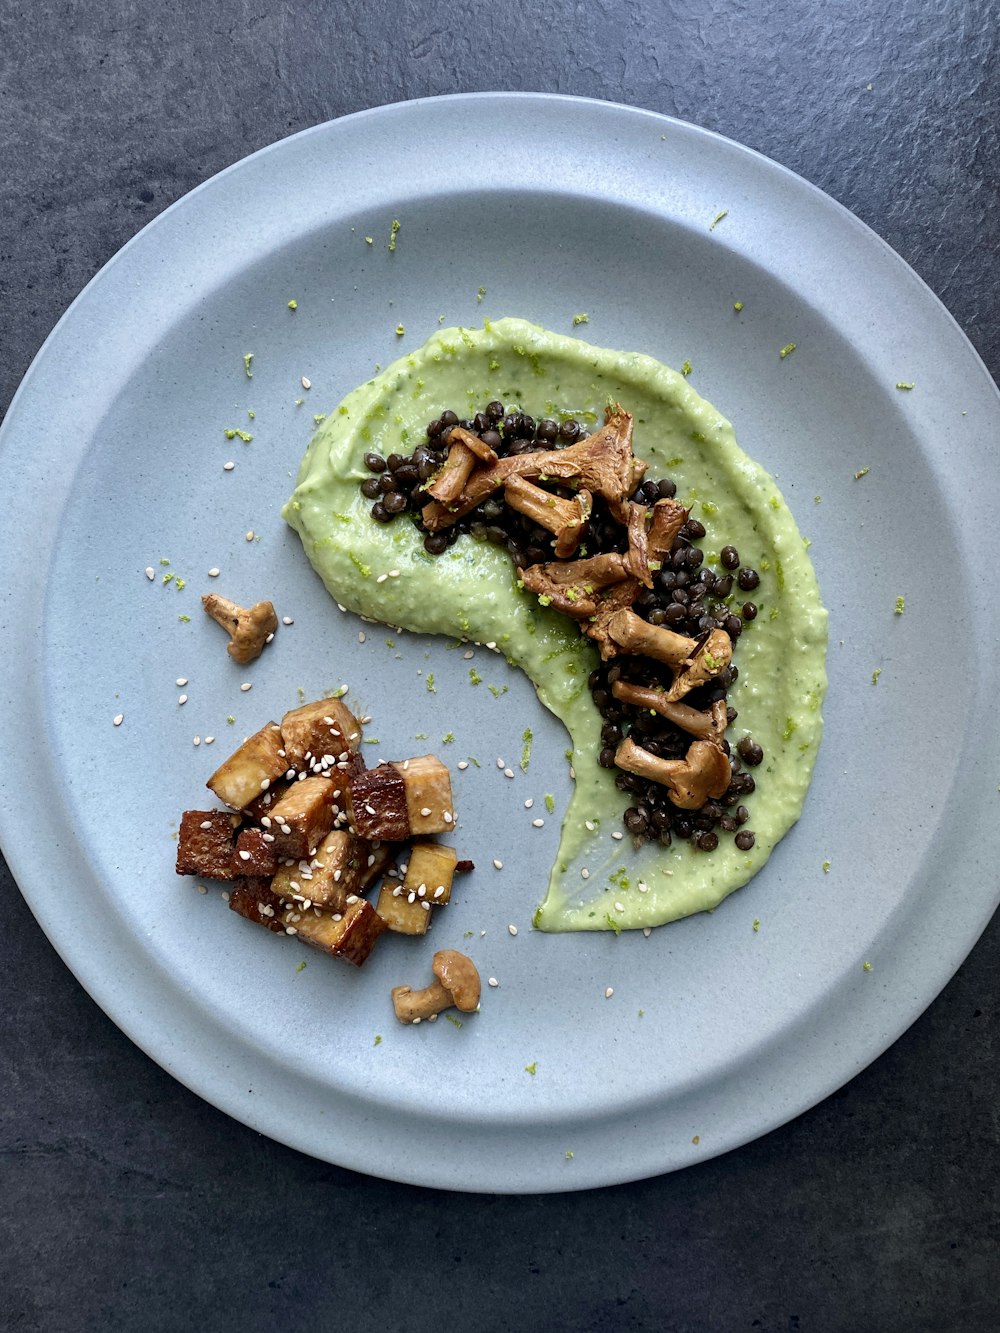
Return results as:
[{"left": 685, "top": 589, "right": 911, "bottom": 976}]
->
[{"left": 1, "top": 2, "right": 997, "bottom": 1329}]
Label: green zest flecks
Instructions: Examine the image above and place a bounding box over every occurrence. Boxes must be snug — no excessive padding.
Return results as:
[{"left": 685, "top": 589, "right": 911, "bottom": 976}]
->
[{"left": 282, "top": 319, "right": 827, "bottom": 932}]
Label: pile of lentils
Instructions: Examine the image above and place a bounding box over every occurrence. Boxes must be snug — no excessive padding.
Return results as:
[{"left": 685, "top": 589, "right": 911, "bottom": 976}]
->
[{"left": 359, "top": 401, "right": 765, "bottom": 853}]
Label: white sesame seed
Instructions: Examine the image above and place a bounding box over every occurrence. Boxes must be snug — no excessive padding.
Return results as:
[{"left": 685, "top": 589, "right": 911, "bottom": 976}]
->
[
  {"left": 569, "top": 766, "right": 576, "bottom": 780},
  {"left": 421, "top": 900, "right": 430, "bottom": 911},
  {"left": 611, "top": 831, "right": 624, "bottom": 841},
  {"left": 488, "top": 977, "right": 499, "bottom": 988},
  {"left": 240, "top": 682, "right": 252, "bottom": 692},
  {"left": 358, "top": 631, "right": 366, "bottom": 643},
  {"left": 176, "top": 677, "right": 188, "bottom": 687},
  {"left": 388, "top": 569, "right": 400, "bottom": 578},
  {"left": 643, "top": 927, "right": 652, "bottom": 938},
  {"left": 457, "top": 761, "right": 469, "bottom": 771},
  {"left": 433, "top": 886, "right": 444, "bottom": 899},
  {"left": 508, "top": 924, "right": 518, "bottom": 936},
  {"left": 145, "top": 567, "right": 155, "bottom": 581},
  {"left": 283, "top": 616, "right": 294, "bottom": 626},
  {"left": 532, "top": 818, "right": 544, "bottom": 828},
  {"left": 524, "top": 798, "right": 534, "bottom": 809},
  {"left": 196, "top": 883, "right": 208, "bottom": 895},
  {"left": 443, "top": 811, "right": 453, "bottom": 824},
  {"left": 285, "top": 926, "right": 297, "bottom": 936},
  {"left": 504, "top": 768, "right": 514, "bottom": 779},
  {"left": 208, "top": 568, "right": 220, "bottom": 577},
  {"left": 178, "top": 693, "right": 188, "bottom": 705},
  {"left": 585, "top": 820, "right": 595, "bottom": 831},
  {"left": 239, "top": 850, "right": 251, "bottom": 862},
  {"left": 376, "top": 573, "right": 388, "bottom": 584},
  {"left": 605, "top": 987, "right": 614, "bottom": 999},
  {"left": 193, "top": 736, "right": 201, "bottom": 746},
  {"left": 223, "top": 461, "right": 235, "bottom": 471},
  {"left": 463, "top": 650, "right": 474, "bottom": 659},
  {"left": 199, "top": 820, "right": 212, "bottom": 830},
  {"left": 412, "top": 1017, "right": 421, "bottom": 1025},
  {"left": 407, "top": 891, "right": 416, "bottom": 904},
  {"left": 496, "top": 758, "right": 505, "bottom": 769},
  {"left": 486, "top": 641, "right": 497, "bottom": 650},
  {"left": 420, "top": 806, "right": 431, "bottom": 817},
  {"left": 301, "top": 376, "right": 311, "bottom": 389},
  {"left": 113, "top": 713, "right": 124, "bottom": 727},
  {"left": 493, "top": 859, "right": 503, "bottom": 870},
  {"left": 637, "top": 881, "right": 649, "bottom": 894},
  {"left": 265, "top": 632, "right": 274, "bottom": 643},
  {"left": 614, "top": 901, "right": 625, "bottom": 913},
  {"left": 246, "top": 530, "right": 254, "bottom": 541},
  {"left": 581, "top": 868, "right": 590, "bottom": 879}
]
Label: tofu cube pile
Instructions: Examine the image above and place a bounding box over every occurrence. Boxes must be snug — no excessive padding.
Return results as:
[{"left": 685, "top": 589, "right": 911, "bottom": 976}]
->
[{"left": 175, "top": 697, "right": 468, "bottom": 967}]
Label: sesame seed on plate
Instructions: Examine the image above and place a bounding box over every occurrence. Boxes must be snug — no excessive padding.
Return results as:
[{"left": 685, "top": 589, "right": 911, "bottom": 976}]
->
[
  {"left": 611, "top": 831, "right": 624, "bottom": 841},
  {"left": 193, "top": 736, "right": 201, "bottom": 746},
  {"left": 580, "top": 868, "right": 590, "bottom": 879},
  {"left": 488, "top": 977, "right": 499, "bottom": 988},
  {"left": 113, "top": 714, "right": 124, "bottom": 727},
  {"left": 457, "top": 760, "right": 469, "bottom": 771},
  {"left": 388, "top": 569, "right": 400, "bottom": 578},
  {"left": 376, "top": 573, "right": 388, "bottom": 584},
  {"left": 496, "top": 758, "right": 505, "bottom": 769},
  {"left": 614, "top": 901, "right": 625, "bottom": 913},
  {"left": 493, "top": 859, "right": 503, "bottom": 870},
  {"left": 508, "top": 924, "right": 518, "bottom": 936},
  {"left": 524, "top": 798, "right": 534, "bottom": 809},
  {"left": 245, "top": 530, "right": 254, "bottom": 541},
  {"left": 463, "top": 650, "right": 474, "bottom": 659},
  {"left": 223, "top": 461, "right": 235, "bottom": 471},
  {"left": 504, "top": 768, "right": 514, "bottom": 779},
  {"left": 145, "top": 567, "right": 154, "bottom": 581},
  {"left": 282, "top": 616, "right": 294, "bottom": 626},
  {"left": 532, "top": 818, "right": 544, "bottom": 828},
  {"left": 178, "top": 694, "right": 188, "bottom": 705},
  {"left": 204, "top": 736, "right": 215, "bottom": 744},
  {"left": 176, "top": 677, "right": 188, "bottom": 687},
  {"left": 301, "top": 376, "right": 311, "bottom": 389},
  {"left": 208, "top": 568, "right": 220, "bottom": 578},
  {"left": 240, "top": 682, "right": 252, "bottom": 692},
  {"left": 358, "top": 631, "right": 366, "bottom": 643},
  {"left": 643, "top": 927, "right": 652, "bottom": 938},
  {"left": 605, "top": 987, "right": 614, "bottom": 999},
  {"left": 585, "top": 820, "right": 595, "bottom": 831}
]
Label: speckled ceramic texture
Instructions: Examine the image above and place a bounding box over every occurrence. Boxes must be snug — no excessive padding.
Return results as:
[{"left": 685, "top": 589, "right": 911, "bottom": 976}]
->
[{"left": 1, "top": 94, "right": 998, "bottom": 1193}]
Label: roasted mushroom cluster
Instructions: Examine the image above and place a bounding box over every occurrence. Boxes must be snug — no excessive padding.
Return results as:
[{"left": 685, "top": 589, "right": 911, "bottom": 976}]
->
[{"left": 359, "top": 402, "right": 766, "bottom": 854}]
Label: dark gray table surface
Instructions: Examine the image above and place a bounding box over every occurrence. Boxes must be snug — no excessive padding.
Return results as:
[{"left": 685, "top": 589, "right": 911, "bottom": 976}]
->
[{"left": 2, "top": 2, "right": 997, "bottom": 1330}]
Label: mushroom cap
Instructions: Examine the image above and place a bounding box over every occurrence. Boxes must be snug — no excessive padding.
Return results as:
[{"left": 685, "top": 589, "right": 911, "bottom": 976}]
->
[{"left": 431, "top": 949, "right": 481, "bottom": 1012}]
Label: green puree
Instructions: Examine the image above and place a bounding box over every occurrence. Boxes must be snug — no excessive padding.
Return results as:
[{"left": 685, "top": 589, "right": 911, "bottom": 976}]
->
[{"left": 282, "top": 318, "right": 828, "bottom": 931}]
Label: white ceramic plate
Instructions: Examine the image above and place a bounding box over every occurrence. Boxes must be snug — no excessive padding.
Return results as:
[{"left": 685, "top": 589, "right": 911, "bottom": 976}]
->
[{"left": 2, "top": 94, "right": 998, "bottom": 1193}]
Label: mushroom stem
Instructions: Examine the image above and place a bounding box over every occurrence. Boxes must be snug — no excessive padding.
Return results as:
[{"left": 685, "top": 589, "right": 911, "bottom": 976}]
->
[
  {"left": 391, "top": 978, "right": 453, "bottom": 1023},
  {"left": 201, "top": 594, "right": 278, "bottom": 664},
  {"left": 606, "top": 608, "right": 695, "bottom": 666},
  {"left": 611, "top": 681, "right": 728, "bottom": 739},
  {"left": 614, "top": 736, "right": 731, "bottom": 810},
  {"left": 504, "top": 477, "right": 592, "bottom": 558},
  {"left": 426, "top": 427, "right": 498, "bottom": 505},
  {"left": 521, "top": 552, "right": 630, "bottom": 618}
]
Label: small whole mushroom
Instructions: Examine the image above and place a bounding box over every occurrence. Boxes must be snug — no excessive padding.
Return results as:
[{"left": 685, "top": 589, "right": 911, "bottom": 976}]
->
[
  {"left": 201, "top": 593, "right": 278, "bottom": 664},
  {"left": 391, "top": 949, "right": 481, "bottom": 1024}
]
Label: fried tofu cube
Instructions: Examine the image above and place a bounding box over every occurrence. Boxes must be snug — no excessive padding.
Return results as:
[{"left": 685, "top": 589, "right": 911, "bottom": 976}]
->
[
  {"left": 232, "top": 827, "right": 279, "bottom": 878},
  {"left": 283, "top": 897, "right": 386, "bottom": 967},
  {"left": 176, "top": 809, "right": 242, "bottom": 879},
  {"left": 280, "top": 697, "right": 363, "bottom": 771},
  {"left": 264, "top": 774, "right": 340, "bottom": 858},
  {"left": 347, "top": 755, "right": 455, "bottom": 840},
  {"left": 404, "top": 842, "right": 458, "bottom": 907},
  {"left": 206, "top": 722, "right": 286, "bottom": 810},
  {"left": 375, "top": 878, "right": 432, "bottom": 935},
  {"left": 227, "top": 877, "right": 286, "bottom": 933},
  {"left": 272, "top": 833, "right": 393, "bottom": 912},
  {"left": 399, "top": 756, "right": 454, "bottom": 836}
]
